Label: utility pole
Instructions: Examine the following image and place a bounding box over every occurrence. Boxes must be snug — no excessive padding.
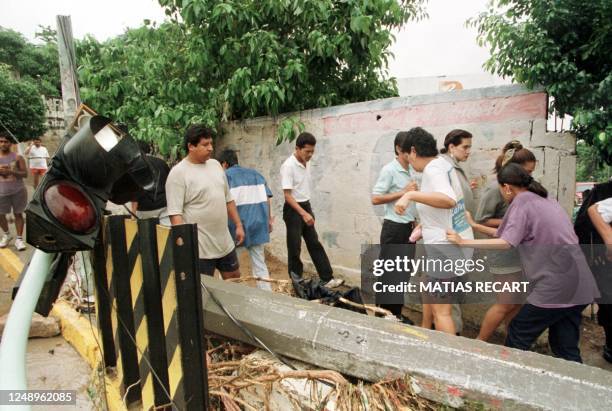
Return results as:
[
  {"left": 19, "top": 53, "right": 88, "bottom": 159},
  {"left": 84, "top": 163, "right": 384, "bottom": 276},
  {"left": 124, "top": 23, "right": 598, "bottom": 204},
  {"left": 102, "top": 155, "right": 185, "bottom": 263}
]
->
[
  {"left": 56, "top": 15, "right": 81, "bottom": 127},
  {"left": 56, "top": 15, "right": 93, "bottom": 300}
]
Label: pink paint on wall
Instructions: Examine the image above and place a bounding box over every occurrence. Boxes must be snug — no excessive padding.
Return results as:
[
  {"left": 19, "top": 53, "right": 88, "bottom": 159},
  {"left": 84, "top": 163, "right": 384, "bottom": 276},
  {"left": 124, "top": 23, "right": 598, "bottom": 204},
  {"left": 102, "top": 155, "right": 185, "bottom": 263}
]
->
[{"left": 323, "top": 93, "right": 547, "bottom": 135}]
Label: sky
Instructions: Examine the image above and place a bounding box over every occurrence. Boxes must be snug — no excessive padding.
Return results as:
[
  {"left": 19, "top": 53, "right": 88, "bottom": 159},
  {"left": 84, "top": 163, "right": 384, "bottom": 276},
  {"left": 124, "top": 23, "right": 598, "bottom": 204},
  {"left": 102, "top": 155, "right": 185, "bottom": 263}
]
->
[{"left": 0, "top": 0, "right": 492, "bottom": 79}]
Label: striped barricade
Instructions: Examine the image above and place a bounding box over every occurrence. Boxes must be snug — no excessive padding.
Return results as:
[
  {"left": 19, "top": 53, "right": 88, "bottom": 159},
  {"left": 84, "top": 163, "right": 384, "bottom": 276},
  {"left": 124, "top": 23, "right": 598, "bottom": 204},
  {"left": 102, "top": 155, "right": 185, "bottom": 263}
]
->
[{"left": 92, "top": 215, "right": 208, "bottom": 410}]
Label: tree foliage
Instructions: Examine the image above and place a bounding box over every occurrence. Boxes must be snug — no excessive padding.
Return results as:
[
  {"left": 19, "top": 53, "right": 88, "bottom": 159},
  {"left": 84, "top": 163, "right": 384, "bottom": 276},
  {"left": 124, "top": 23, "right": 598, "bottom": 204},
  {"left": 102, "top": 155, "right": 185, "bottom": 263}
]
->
[
  {"left": 470, "top": 0, "right": 612, "bottom": 165},
  {"left": 0, "top": 26, "right": 61, "bottom": 97},
  {"left": 78, "top": 0, "right": 426, "bottom": 156},
  {"left": 0, "top": 64, "right": 47, "bottom": 141},
  {"left": 576, "top": 140, "right": 612, "bottom": 182}
]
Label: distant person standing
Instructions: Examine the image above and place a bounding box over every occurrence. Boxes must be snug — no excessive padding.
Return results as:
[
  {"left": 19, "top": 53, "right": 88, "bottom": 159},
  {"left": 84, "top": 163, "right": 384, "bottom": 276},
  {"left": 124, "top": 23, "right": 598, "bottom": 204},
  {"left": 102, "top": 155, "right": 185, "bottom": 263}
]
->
[
  {"left": 281, "top": 132, "right": 343, "bottom": 288},
  {"left": 438, "top": 129, "right": 477, "bottom": 334},
  {"left": 371, "top": 131, "right": 418, "bottom": 322},
  {"left": 24, "top": 137, "right": 49, "bottom": 189},
  {"left": 0, "top": 132, "right": 27, "bottom": 251},
  {"left": 219, "top": 149, "right": 274, "bottom": 291},
  {"left": 166, "top": 125, "right": 244, "bottom": 279},
  {"left": 131, "top": 141, "right": 171, "bottom": 226},
  {"left": 439, "top": 129, "right": 477, "bottom": 215}
]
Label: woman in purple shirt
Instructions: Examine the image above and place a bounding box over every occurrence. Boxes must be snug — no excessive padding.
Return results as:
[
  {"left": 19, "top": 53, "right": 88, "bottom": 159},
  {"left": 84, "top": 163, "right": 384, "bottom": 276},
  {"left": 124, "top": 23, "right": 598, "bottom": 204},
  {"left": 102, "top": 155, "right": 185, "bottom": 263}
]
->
[{"left": 447, "top": 163, "right": 600, "bottom": 362}]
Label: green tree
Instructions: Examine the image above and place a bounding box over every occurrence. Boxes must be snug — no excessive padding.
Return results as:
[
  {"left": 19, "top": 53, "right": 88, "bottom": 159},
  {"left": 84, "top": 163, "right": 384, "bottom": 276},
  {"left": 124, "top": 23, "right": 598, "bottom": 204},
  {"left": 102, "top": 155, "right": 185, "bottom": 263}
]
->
[
  {"left": 0, "top": 64, "right": 47, "bottom": 141},
  {"left": 576, "top": 140, "right": 612, "bottom": 182},
  {"left": 0, "top": 26, "right": 61, "bottom": 97},
  {"left": 470, "top": 0, "right": 612, "bottom": 165},
  {"left": 78, "top": 0, "right": 426, "bottom": 156}
]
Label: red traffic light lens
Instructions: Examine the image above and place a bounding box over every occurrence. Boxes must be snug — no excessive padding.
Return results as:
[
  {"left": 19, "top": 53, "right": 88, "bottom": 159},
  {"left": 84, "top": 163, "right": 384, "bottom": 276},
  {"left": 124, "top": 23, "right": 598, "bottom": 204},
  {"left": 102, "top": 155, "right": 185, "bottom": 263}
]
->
[{"left": 43, "top": 181, "right": 98, "bottom": 233}]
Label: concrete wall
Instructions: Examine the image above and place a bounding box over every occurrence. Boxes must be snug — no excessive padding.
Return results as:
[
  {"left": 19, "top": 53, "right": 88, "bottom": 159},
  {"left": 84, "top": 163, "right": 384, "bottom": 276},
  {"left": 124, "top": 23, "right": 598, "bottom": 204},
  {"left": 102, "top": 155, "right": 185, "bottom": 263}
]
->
[{"left": 219, "top": 85, "right": 576, "bottom": 283}]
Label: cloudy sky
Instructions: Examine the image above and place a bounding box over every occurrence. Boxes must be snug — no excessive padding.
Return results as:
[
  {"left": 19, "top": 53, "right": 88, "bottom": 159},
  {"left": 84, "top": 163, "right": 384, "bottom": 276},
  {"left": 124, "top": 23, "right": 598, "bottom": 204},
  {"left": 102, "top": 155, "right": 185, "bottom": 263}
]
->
[{"left": 1, "top": 0, "right": 492, "bottom": 78}]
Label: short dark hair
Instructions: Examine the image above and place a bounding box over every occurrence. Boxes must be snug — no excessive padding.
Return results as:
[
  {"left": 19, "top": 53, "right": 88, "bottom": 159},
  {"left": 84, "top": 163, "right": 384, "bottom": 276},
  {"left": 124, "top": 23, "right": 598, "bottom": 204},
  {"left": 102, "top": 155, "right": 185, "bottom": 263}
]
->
[
  {"left": 394, "top": 131, "right": 410, "bottom": 156},
  {"left": 218, "top": 149, "right": 238, "bottom": 167},
  {"left": 400, "top": 127, "right": 438, "bottom": 157},
  {"left": 184, "top": 124, "right": 215, "bottom": 152},
  {"left": 296, "top": 132, "right": 316, "bottom": 148},
  {"left": 440, "top": 129, "right": 472, "bottom": 154},
  {"left": 0, "top": 131, "right": 10, "bottom": 141}
]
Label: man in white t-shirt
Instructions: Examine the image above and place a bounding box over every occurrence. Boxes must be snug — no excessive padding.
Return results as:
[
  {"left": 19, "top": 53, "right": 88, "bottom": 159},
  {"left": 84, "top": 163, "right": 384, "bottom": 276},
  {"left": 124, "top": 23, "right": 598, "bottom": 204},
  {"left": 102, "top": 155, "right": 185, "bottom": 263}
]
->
[
  {"left": 166, "top": 125, "right": 245, "bottom": 279},
  {"left": 395, "top": 127, "right": 474, "bottom": 335},
  {"left": 24, "top": 138, "right": 49, "bottom": 189},
  {"left": 280, "top": 132, "right": 343, "bottom": 288}
]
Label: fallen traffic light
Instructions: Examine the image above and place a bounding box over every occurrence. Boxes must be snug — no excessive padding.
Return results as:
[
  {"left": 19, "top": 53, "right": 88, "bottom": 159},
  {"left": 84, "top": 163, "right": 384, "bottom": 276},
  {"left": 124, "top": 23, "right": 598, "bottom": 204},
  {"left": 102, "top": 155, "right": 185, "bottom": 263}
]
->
[{"left": 25, "top": 115, "right": 155, "bottom": 252}]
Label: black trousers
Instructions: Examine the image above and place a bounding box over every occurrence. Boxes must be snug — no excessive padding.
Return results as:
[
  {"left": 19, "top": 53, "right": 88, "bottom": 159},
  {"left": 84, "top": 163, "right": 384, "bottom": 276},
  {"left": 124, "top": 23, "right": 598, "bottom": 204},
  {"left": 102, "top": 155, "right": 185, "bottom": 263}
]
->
[
  {"left": 283, "top": 201, "right": 333, "bottom": 282},
  {"left": 506, "top": 304, "right": 587, "bottom": 363},
  {"left": 377, "top": 219, "right": 416, "bottom": 318}
]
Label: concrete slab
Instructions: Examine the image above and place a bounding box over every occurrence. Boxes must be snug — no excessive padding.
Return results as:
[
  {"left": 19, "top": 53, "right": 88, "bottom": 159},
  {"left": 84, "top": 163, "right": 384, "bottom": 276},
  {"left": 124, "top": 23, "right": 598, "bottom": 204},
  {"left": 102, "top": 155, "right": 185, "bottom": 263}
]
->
[{"left": 201, "top": 277, "right": 612, "bottom": 410}]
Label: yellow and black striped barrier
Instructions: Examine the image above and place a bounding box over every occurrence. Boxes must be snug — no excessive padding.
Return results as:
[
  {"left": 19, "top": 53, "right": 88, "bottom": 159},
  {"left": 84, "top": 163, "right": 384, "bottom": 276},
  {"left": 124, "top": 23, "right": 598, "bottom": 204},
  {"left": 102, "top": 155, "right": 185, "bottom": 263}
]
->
[{"left": 93, "top": 215, "right": 208, "bottom": 410}]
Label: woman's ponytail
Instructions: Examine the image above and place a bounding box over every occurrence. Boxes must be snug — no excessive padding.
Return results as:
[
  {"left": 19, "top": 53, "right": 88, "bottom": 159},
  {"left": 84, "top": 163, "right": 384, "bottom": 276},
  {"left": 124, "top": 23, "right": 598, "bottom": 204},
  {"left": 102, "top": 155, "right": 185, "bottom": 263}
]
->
[
  {"left": 527, "top": 178, "right": 548, "bottom": 198},
  {"left": 497, "top": 163, "right": 548, "bottom": 198}
]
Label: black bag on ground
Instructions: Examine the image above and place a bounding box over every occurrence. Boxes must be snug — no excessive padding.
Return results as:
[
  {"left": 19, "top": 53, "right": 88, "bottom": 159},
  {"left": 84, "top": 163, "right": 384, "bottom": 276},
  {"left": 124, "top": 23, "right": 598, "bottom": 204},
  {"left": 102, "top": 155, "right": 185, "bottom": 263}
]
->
[{"left": 289, "top": 272, "right": 366, "bottom": 314}]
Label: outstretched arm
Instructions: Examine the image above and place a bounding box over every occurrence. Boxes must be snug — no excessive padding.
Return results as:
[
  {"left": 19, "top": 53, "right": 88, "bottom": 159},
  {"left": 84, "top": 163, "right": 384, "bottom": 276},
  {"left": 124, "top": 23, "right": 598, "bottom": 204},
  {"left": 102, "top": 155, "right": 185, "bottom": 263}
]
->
[
  {"left": 446, "top": 230, "right": 511, "bottom": 250},
  {"left": 395, "top": 191, "right": 455, "bottom": 215}
]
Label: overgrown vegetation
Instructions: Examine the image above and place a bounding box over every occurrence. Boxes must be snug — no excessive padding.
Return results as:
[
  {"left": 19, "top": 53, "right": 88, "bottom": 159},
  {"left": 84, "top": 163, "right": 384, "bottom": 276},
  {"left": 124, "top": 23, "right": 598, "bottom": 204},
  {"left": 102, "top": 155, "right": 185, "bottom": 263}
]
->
[
  {"left": 76, "top": 0, "right": 427, "bottom": 156},
  {"left": 0, "top": 64, "right": 47, "bottom": 141},
  {"left": 470, "top": 0, "right": 612, "bottom": 165},
  {"left": 0, "top": 26, "right": 60, "bottom": 97}
]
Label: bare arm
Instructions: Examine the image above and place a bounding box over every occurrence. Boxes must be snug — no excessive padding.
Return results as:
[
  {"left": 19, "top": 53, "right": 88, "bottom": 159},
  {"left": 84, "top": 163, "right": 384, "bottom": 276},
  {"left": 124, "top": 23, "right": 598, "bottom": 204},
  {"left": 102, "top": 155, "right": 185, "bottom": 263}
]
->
[
  {"left": 372, "top": 191, "right": 405, "bottom": 205},
  {"left": 226, "top": 200, "right": 244, "bottom": 245},
  {"left": 395, "top": 190, "right": 455, "bottom": 215},
  {"left": 588, "top": 204, "right": 612, "bottom": 245},
  {"left": 446, "top": 230, "right": 511, "bottom": 250},
  {"left": 372, "top": 181, "right": 418, "bottom": 205},
  {"left": 481, "top": 218, "right": 503, "bottom": 228},
  {"left": 464, "top": 211, "right": 498, "bottom": 237},
  {"left": 470, "top": 222, "right": 498, "bottom": 237},
  {"left": 284, "top": 189, "right": 314, "bottom": 226},
  {"left": 169, "top": 215, "right": 184, "bottom": 225},
  {"left": 11, "top": 155, "right": 27, "bottom": 178},
  {"left": 24, "top": 144, "right": 33, "bottom": 156},
  {"left": 409, "top": 192, "right": 456, "bottom": 208},
  {"left": 267, "top": 197, "right": 273, "bottom": 232}
]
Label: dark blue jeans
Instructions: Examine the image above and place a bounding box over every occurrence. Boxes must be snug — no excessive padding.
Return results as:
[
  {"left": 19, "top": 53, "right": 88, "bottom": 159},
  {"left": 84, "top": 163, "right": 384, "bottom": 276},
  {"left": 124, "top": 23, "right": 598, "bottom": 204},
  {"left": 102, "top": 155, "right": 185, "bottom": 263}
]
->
[{"left": 506, "top": 304, "right": 587, "bottom": 363}]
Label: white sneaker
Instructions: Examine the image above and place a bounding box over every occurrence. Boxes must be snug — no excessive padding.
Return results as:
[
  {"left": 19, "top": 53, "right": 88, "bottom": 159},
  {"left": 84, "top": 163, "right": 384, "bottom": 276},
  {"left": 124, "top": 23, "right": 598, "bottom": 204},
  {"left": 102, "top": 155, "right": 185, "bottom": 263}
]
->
[
  {"left": 0, "top": 234, "right": 11, "bottom": 248},
  {"left": 14, "top": 238, "right": 26, "bottom": 251},
  {"left": 324, "top": 278, "right": 344, "bottom": 288}
]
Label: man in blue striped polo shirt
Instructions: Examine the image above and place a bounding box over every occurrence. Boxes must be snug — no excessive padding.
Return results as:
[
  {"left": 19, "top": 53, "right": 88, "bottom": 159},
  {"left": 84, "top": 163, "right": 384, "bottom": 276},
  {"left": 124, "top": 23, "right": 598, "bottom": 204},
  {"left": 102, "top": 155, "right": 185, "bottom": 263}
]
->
[{"left": 219, "top": 149, "right": 273, "bottom": 291}]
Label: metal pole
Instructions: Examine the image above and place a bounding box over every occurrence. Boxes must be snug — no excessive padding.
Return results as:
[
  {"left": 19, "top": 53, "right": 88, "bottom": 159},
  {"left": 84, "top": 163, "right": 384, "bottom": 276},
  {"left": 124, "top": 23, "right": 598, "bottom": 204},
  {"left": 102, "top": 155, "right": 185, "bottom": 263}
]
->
[{"left": 0, "top": 250, "right": 55, "bottom": 410}]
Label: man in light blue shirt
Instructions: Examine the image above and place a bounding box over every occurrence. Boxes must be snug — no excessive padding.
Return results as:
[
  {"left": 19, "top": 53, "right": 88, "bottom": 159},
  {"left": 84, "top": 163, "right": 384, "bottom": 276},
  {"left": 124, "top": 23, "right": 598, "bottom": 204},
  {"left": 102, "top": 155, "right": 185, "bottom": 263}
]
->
[
  {"left": 219, "top": 149, "right": 273, "bottom": 290},
  {"left": 371, "top": 131, "right": 419, "bottom": 322}
]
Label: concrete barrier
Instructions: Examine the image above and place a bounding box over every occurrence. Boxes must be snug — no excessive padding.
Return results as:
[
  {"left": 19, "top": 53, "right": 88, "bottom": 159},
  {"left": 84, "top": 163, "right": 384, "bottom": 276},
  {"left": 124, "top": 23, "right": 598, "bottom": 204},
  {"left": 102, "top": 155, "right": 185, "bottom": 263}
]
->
[{"left": 202, "top": 276, "right": 612, "bottom": 410}]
